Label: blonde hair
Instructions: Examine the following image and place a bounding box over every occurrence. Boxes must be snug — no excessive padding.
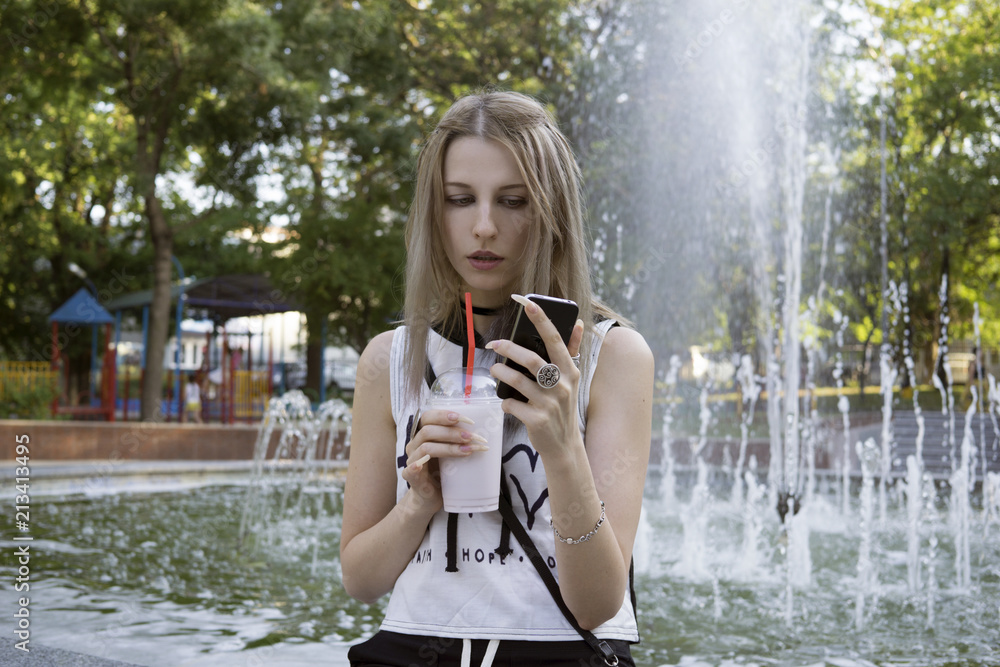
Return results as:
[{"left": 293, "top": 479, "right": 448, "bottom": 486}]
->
[{"left": 402, "top": 90, "right": 621, "bottom": 399}]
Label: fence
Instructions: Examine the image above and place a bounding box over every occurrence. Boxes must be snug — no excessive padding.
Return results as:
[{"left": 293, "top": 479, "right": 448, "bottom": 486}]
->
[
  {"left": 233, "top": 370, "right": 271, "bottom": 421},
  {"left": 0, "top": 361, "right": 58, "bottom": 401}
]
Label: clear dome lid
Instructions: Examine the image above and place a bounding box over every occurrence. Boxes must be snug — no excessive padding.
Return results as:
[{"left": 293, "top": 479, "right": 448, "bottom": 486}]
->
[{"left": 430, "top": 367, "right": 498, "bottom": 399}]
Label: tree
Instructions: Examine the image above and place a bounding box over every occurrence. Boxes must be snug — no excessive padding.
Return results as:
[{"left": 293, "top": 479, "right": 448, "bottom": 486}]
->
[
  {"left": 41, "top": 0, "right": 323, "bottom": 419},
  {"left": 0, "top": 3, "right": 144, "bottom": 403},
  {"left": 859, "top": 0, "right": 1000, "bottom": 376},
  {"left": 266, "top": 0, "right": 580, "bottom": 397}
]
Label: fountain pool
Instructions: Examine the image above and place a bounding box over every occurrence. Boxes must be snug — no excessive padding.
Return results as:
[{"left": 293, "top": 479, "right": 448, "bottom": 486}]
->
[{"left": 3, "top": 460, "right": 999, "bottom": 666}]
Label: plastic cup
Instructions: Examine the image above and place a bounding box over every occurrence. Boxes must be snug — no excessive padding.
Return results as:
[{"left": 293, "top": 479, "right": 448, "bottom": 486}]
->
[{"left": 425, "top": 367, "right": 504, "bottom": 513}]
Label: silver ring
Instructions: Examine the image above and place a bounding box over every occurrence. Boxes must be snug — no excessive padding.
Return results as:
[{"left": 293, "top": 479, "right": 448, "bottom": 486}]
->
[
  {"left": 536, "top": 363, "right": 561, "bottom": 388},
  {"left": 570, "top": 354, "right": 581, "bottom": 369}
]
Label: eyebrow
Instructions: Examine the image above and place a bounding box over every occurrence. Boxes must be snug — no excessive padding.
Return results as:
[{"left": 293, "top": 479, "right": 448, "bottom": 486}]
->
[{"left": 443, "top": 182, "right": 527, "bottom": 191}]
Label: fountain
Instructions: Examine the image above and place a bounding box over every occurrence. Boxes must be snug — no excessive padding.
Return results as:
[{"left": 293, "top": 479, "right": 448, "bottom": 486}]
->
[
  {"left": 238, "top": 390, "right": 350, "bottom": 574},
  {"left": 608, "top": 0, "right": 1000, "bottom": 662}
]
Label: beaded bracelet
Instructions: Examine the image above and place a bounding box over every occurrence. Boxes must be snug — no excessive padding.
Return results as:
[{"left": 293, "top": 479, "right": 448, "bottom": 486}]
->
[{"left": 551, "top": 500, "right": 606, "bottom": 545}]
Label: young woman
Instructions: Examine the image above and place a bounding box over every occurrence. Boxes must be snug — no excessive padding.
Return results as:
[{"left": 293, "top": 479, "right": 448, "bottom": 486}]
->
[{"left": 341, "top": 90, "right": 653, "bottom": 666}]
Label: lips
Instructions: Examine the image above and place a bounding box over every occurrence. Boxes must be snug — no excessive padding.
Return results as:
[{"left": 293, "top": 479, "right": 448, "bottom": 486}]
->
[{"left": 467, "top": 251, "right": 503, "bottom": 270}]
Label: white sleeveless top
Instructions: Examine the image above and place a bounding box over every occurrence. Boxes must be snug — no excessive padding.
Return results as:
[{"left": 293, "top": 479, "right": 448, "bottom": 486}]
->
[{"left": 380, "top": 319, "right": 638, "bottom": 642}]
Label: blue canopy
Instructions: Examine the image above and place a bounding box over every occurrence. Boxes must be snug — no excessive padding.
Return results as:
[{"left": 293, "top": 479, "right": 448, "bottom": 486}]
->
[{"left": 48, "top": 288, "right": 115, "bottom": 325}]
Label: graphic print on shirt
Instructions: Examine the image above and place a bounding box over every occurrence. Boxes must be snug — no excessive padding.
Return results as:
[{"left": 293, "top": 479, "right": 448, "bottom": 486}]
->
[
  {"left": 503, "top": 443, "right": 541, "bottom": 472},
  {"left": 395, "top": 426, "right": 552, "bottom": 572},
  {"left": 503, "top": 445, "right": 548, "bottom": 530},
  {"left": 390, "top": 325, "right": 572, "bottom": 575},
  {"left": 396, "top": 413, "right": 416, "bottom": 487}
]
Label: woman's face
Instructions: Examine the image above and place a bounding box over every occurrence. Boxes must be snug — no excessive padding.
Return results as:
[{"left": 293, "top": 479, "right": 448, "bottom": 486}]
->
[{"left": 441, "top": 136, "right": 532, "bottom": 308}]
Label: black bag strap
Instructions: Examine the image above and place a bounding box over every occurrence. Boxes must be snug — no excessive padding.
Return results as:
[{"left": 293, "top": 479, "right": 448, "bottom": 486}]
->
[{"left": 496, "top": 474, "right": 619, "bottom": 666}]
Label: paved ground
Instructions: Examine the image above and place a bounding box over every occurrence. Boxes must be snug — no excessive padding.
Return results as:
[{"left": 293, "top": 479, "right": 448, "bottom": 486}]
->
[
  {"left": 0, "top": 641, "right": 354, "bottom": 666},
  {"left": 0, "top": 643, "right": 143, "bottom": 666}
]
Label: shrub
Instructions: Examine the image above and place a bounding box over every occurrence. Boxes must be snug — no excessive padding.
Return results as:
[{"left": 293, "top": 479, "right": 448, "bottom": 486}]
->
[{"left": 1, "top": 379, "right": 57, "bottom": 420}]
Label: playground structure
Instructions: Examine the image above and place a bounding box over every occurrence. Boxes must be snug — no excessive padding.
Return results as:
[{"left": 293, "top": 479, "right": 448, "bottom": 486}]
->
[
  {"left": 107, "top": 274, "right": 297, "bottom": 424},
  {"left": 116, "top": 329, "right": 273, "bottom": 424},
  {"left": 46, "top": 287, "right": 118, "bottom": 421},
  {"left": 0, "top": 275, "right": 306, "bottom": 423}
]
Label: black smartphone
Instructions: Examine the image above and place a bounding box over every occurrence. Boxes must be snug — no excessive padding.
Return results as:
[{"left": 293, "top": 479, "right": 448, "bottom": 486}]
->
[{"left": 496, "top": 294, "right": 579, "bottom": 401}]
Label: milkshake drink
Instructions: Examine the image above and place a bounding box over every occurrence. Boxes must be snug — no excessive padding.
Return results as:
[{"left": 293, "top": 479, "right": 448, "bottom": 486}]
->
[{"left": 426, "top": 368, "right": 504, "bottom": 513}]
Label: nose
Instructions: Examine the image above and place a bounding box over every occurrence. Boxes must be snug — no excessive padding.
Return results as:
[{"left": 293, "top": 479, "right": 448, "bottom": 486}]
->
[{"left": 473, "top": 202, "right": 498, "bottom": 239}]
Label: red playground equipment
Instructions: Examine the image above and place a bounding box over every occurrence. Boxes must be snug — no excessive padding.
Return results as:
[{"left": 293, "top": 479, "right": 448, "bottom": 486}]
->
[{"left": 47, "top": 288, "right": 117, "bottom": 421}]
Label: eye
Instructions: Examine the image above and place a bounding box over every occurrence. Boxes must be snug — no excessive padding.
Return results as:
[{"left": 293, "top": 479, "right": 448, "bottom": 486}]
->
[
  {"left": 499, "top": 197, "right": 528, "bottom": 209},
  {"left": 447, "top": 196, "right": 474, "bottom": 206}
]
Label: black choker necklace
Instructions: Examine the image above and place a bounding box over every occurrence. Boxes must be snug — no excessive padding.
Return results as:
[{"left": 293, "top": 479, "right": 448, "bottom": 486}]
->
[{"left": 463, "top": 303, "right": 501, "bottom": 316}]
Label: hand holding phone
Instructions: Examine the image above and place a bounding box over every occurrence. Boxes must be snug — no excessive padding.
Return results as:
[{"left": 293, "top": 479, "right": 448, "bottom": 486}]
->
[{"left": 495, "top": 294, "right": 579, "bottom": 401}]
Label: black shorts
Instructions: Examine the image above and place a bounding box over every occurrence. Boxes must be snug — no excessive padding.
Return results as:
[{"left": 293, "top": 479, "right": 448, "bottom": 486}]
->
[{"left": 347, "top": 630, "right": 635, "bottom": 667}]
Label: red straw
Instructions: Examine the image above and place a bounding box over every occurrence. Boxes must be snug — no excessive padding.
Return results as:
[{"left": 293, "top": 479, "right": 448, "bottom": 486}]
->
[{"left": 464, "top": 292, "right": 475, "bottom": 398}]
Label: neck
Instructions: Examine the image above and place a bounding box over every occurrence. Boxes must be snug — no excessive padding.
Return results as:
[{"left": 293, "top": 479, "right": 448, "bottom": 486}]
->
[
  {"left": 460, "top": 295, "right": 507, "bottom": 339},
  {"left": 461, "top": 303, "right": 497, "bottom": 338},
  {"left": 472, "top": 312, "right": 498, "bottom": 336}
]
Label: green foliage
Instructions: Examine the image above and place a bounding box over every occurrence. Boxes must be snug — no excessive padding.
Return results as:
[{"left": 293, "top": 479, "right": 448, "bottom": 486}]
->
[
  {"left": 1, "top": 0, "right": 585, "bottom": 400},
  {"left": 866, "top": 0, "right": 1000, "bottom": 356},
  {"left": 1, "top": 0, "right": 997, "bottom": 400},
  {"left": 265, "top": 0, "right": 580, "bottom": 361},
  {"left": 0, "top": 378, "right": 57, "bottom": 420},
  {"left": 0, "top": 2, "right": 137, "bottom": 358}
]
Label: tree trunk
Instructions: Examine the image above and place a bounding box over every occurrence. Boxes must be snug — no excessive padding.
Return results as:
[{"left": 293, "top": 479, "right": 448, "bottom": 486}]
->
[
  {"left": 303, "top": 155, "right": 327, "bottom": 402},
  {"left": 131, "top": 53, "right": 178, "bottom": 421},
  {"left": 139, "top": 191, "right": 174, "bottom": 421},
  {"left": 304, "top": 311, "right": 325, "bottom": 402},
  {"left": 933, "top": 246, "right": 952, "bottom": 388}
]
